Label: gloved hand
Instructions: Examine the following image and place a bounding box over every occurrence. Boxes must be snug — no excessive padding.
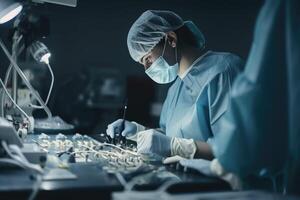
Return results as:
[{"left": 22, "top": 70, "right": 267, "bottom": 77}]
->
[
  {"left": 210, "top": 159, "right": 242, "bottom": 190},
  {"left": 106, "top": 119, "right": 145, "bottom": 140},
  {"left": 137, "top": 129, "right": 172, "bottom": 157},
  {"left": 137, "top": 129, "right": 197, "bottom": 159}
]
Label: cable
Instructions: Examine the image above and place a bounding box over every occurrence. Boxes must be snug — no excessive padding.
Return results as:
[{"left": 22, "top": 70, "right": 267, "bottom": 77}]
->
[
  {"left": 30, "top": 63, "right": 54, "bottom": 109},
  {"left": 0, "top": 78, "right": 30, "bottom": 120},
  {"left": 0, "top": 158, "right": 28, "bottom": 169},
  {"left": 98, "top": 142, "right": 139, "bottom": 156},
  {"left": 1, "top": 34, "right": 53, "bottom": 116},
  {"left": 115, "top": 172, "right": 127, "bottom": 187},
  {"left": 1, "top": 64, "right": 13, "bottom": 117},
  {"left": 79, "top": 143, "right": 141, "bottom": 161},
  {"left": 77, "top": 142, "right": 143, "bottom": 168},
  {"left": 0, "top": 37, "right": 52, "bottom": 118},
  {"left": 28, "top": 174, "right": 43, "bottom": 200},
  {"left": 117, "top": 167, "right": 180, "bottom": 192},
  {"left": 1, "top": 34, "right": 23, "bottom": 117},
  {"left": 1, "top": 141, "right": 43, "bottom": 174},
  {"left": 78, "top": 144, "right": 125, "bottom": 158},
  {"left": 0, "top": 156, "right": 43, "bottom": 200},
  {"left": 1, "top": 141, "right": 44, "bottom": 200}
]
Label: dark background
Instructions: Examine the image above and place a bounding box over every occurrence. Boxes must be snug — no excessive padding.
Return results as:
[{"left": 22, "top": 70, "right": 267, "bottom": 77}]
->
[{"left": 0, "top": 0, "right": 263, "bottom": 134}]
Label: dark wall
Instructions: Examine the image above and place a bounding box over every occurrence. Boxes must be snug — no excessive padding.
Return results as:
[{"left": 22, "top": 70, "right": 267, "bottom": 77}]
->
[
  {"left": 39, "top": 0, "right": 262, "bottom": 76},
  {"left": 0, "top": 0, "right": 263, "bottom": 133}
]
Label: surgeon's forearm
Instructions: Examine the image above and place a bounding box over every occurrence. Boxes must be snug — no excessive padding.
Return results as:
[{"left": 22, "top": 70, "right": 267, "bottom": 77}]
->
[{"left": 194, "top": 141, "right": 214, "bottom": 160}]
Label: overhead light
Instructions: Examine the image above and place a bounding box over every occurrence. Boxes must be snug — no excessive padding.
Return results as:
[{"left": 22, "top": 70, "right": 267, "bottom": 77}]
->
[
  {"left": 0, "top": 0, "right": 23, "bottom": 24},
  {"left": 29, "top": 41, "right": 51, "bottom": 64},
  {"left": 32, "top": 0, "right": 77, "bottom": 7}
]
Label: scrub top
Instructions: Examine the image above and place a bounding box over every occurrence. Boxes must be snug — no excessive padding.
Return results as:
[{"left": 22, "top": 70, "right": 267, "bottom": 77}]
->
[{"left": 160, "top": 51, "right": 243, "bottom": 141}]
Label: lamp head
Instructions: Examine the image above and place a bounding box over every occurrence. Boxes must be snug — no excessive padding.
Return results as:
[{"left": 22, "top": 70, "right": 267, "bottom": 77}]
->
[
  {"left": 29, "top": 40, "right": 51, "bottom": 64},
  {"left": 0, "top": 0, "right": 23, "bottom": 24}
]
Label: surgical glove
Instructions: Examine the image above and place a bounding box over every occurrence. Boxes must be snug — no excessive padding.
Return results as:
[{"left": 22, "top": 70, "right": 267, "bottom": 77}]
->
[
  {"left": 106, "top": 119, "right": 146, "bottom": 140},
  {"left": 210, "top": 159, "right": 242, "bottom": 190},
  {"left": 137, "top": 129, "right": 171, "bottom": 157},
  {"left": 137, "top": 130, "right": 197, "bottom": 159},
  {"left": 170, "top": 137, "right": 197, "bottom": 159}
]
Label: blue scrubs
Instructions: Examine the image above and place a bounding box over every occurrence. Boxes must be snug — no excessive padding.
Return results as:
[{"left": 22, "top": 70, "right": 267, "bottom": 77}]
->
[
  {"left": 210, "top": 0, "right": 300, "bottom": 192},
  {"left": 159, "top": 51, "right": 243, "bottom": 141}
]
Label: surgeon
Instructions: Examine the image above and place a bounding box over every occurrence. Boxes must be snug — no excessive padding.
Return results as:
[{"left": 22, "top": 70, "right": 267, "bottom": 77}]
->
[
  {"left": 209, "top": 0, "right": 300, "bottom": 193},
  {"left": 106, "top": 10, "right": 244, "bottom": 160}
]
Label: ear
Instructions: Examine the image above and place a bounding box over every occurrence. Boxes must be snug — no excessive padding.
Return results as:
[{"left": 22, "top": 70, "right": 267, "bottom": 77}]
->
[{"left": 166, "top": 31, "right": 177, "bottom": 48}]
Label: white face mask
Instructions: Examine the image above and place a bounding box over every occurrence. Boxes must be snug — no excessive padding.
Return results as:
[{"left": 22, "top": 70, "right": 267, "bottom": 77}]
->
[{"left": 145, "top": 37, "right": 179, "bottom": 84}]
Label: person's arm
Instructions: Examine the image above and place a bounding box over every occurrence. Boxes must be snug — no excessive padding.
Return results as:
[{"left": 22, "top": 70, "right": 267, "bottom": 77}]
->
[
  {"left": 136, "top": 130, "right": 216, "bottom": 160},
  {"left": 194, "top": 140, "right": 214, "bottom": 160},
  {"left": 197, "top": 55, "right": 243, "bottom": 160}
]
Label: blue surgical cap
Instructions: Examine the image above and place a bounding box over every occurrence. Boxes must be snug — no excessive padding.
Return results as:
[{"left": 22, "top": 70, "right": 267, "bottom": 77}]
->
[{"left": 127, "top": 10, "right": 206, "bottom": 62}]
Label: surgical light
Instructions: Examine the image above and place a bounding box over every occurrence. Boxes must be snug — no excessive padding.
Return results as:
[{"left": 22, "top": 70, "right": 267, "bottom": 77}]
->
[
  {"left": 29, "top": 41, "right": 51, "bottom": 64},
  {"left": 0, "top": 0, "right": 23, "bottom": 24}
]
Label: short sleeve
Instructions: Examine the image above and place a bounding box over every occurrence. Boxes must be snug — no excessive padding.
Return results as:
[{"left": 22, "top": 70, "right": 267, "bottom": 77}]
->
[{"left": 208, "top": 54, "right": 243, "bottom": 137}]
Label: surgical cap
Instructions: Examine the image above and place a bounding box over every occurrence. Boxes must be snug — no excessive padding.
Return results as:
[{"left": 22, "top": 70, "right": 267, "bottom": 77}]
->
[{"left": 127, "top": 10, "right": 206, "bottom": 62}]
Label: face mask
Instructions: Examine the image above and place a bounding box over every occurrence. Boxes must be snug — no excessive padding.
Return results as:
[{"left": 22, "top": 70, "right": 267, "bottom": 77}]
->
[{"left": 145, "top": 37, "right": 179, "bottom": 84}]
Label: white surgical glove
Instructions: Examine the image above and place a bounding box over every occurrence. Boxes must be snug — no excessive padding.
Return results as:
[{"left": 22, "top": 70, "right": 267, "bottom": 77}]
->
[
  {"left": 106, "top": 119, "right": 145, "bottom": 140},
  {"left": 137, "top": 129, "right": 171, "bottom": 157},
  {"left": 137, "top": 129, "right": 197, "bottom": 159},
  {"left": 210, "top": 159, "right": 242, "bottom": 190},
  {"left": 170, "top": 137, "right": 197, "bottom": 159}
]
